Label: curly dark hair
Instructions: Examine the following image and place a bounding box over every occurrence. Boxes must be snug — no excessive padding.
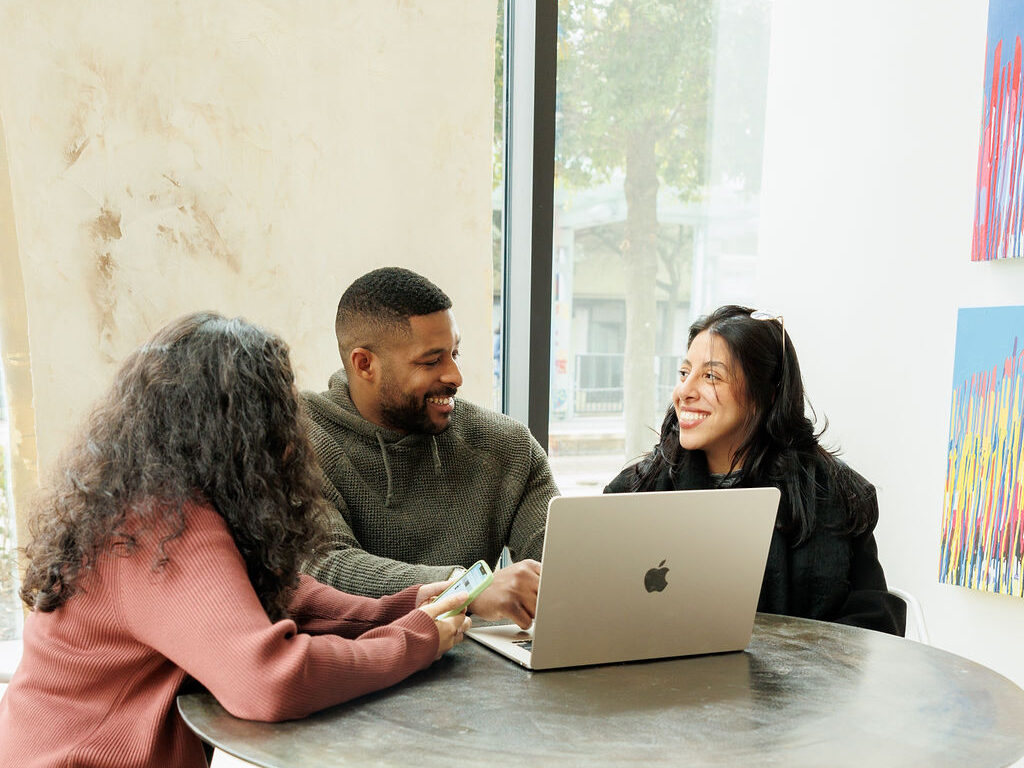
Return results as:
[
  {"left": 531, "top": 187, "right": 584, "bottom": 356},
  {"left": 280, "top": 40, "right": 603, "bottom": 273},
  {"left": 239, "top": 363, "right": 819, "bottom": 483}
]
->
[{"left": 20, "top": 311, "right": 330, "bottom": 621}]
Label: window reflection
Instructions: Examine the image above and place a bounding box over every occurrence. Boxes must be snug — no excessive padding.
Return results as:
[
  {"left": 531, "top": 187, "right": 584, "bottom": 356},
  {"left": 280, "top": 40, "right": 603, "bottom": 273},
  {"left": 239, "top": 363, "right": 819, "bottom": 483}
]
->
[{"left": 492, "top": 0, "right": 507, "bottom": 412}]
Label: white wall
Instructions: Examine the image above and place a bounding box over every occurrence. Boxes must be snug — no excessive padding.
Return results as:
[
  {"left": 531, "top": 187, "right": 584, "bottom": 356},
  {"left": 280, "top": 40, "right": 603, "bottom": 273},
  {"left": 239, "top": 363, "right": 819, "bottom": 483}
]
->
[{"left": 758, "top": 0, "right": 1024, "bottom": 686}]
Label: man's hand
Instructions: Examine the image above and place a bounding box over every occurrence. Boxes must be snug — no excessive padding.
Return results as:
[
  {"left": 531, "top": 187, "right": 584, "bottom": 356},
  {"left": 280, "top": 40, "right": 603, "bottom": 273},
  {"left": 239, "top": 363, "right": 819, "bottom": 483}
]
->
[
  {"left": 467, "top": 559, "right": 541, "bottom": 629},
  {"left": 417, "top": 592, "right": 473, "bottom": 659}
]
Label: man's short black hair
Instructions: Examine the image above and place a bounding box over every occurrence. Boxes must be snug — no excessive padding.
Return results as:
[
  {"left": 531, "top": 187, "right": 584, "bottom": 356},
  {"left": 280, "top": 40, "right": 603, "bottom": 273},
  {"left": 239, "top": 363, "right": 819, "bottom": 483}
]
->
[{"left": 335, "top": 267, "right": 453, "bottom": 358}]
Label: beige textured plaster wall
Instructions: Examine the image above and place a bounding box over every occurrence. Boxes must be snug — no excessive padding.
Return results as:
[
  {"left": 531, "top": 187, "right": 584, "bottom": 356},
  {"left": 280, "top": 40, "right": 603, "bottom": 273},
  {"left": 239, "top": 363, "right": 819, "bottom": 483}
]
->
[{"left": 0, "top": 0, "right": 497, "bottom": 492}]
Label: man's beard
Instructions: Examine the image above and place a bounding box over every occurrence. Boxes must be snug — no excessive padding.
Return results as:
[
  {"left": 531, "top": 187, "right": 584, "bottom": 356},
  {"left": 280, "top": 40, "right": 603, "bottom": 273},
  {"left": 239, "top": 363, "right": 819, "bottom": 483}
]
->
[{"left": 378, "top": 377, "right": 456, "bottom": 435}]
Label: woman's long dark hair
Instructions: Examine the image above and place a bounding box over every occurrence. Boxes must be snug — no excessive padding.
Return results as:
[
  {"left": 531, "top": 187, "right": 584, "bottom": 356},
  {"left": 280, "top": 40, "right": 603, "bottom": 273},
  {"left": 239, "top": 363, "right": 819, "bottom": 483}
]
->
[
  {"left": 20, "top": 312, "right": 329, "bottom": 621},
  {"left": 626, "top": 305, "right": 875, "bottom": 544}
]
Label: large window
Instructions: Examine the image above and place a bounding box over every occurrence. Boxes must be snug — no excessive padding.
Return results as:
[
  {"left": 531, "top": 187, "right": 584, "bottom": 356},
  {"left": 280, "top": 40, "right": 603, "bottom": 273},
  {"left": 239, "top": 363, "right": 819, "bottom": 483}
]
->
[
  {"left": 493, "top": 0, "right": 771, "bottom": 493},
  {"left": 548, "top": 0, "right": 772, "bottom": 494}
]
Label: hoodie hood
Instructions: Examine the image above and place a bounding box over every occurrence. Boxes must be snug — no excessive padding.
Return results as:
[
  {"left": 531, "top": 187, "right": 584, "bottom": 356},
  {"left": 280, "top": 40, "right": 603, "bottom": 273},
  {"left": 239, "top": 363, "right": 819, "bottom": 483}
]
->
[{"left": 304, "top": 368, "right": 444, "bottom": 506}]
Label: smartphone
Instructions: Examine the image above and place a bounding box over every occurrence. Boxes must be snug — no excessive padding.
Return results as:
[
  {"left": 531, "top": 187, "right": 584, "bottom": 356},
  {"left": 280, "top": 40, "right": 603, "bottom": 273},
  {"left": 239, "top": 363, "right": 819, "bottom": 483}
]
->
[{"left": 432, "top": 559, "right": 493, "bottom": 619}]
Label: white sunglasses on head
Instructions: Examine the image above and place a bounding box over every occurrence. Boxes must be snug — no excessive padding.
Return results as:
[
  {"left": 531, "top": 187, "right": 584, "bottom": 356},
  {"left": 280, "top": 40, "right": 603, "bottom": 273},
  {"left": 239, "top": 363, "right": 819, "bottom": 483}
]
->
[{"left": 749, "top": 309, "right": 785, "bottom": 358}]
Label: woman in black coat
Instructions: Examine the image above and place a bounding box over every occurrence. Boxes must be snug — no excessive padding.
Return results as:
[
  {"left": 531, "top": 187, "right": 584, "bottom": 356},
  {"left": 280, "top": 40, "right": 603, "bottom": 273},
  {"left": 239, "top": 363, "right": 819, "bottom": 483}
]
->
[{"left": 606, "top": 306, "right": 905, "bottom": 635}]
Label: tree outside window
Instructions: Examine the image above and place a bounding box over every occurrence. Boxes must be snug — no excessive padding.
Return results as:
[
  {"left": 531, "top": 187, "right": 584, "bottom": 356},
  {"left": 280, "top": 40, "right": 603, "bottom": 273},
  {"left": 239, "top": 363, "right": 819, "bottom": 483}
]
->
[{"left": 548, "top": 0, "right": 771, "bottom": 491}]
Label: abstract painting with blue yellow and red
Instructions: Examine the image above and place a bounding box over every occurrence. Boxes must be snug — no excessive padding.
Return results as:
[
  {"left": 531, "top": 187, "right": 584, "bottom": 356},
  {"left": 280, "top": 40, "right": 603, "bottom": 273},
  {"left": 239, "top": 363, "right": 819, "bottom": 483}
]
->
[
  {"left": 973, "top": 0, "right": 1024, "bottom": 261},
  {"left": 939, "top": 306, "right": 1024, "bottom": 595}
]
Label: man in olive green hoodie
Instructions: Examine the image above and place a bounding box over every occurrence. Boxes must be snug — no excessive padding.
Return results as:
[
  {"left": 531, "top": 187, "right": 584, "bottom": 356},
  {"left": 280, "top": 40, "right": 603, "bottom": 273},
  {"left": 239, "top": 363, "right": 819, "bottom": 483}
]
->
[{"left": 302, "top": 267, "right": 559, "bottom": 629}]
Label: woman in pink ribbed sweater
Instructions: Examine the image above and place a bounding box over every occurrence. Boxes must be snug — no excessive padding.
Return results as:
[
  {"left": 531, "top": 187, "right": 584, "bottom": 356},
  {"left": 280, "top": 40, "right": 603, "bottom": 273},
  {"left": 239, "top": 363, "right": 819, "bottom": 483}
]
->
[{"left": 0, "top": 312, "right": 471, "bottom": 767}]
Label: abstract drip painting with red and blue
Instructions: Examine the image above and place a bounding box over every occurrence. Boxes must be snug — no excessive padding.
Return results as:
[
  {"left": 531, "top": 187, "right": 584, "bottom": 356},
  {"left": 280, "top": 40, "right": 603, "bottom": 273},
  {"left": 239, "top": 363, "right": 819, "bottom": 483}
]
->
[{"left": 973, "top": 0, "right": 1024, "bottom": 261}]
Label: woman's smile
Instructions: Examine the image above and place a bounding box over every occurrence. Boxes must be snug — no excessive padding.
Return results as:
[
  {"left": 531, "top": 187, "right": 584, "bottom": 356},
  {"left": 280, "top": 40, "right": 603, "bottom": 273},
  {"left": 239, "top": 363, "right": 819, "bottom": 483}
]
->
[{"left": 673, "top": 330, "right": 749, "bottom": 474}]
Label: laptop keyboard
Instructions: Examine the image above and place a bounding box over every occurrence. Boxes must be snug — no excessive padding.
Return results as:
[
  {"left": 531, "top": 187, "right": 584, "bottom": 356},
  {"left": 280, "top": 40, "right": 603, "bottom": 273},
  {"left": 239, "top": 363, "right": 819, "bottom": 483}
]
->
[{"left": 513, "top": 640, "right": 533, "bottom": 651}]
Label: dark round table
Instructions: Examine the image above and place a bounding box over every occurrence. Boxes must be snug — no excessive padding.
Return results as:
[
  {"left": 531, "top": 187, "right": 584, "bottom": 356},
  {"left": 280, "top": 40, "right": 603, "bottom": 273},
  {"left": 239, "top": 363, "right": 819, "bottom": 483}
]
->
[{"left": 178, "top": 613, "right": 1024, "bottom": 767}]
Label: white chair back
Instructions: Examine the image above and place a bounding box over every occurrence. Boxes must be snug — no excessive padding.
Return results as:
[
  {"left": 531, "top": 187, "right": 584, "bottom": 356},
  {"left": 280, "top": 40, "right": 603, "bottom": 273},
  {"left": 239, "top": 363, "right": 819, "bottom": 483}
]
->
[{"left": 888, "top": 587, "right": 930, "bottom": 644}]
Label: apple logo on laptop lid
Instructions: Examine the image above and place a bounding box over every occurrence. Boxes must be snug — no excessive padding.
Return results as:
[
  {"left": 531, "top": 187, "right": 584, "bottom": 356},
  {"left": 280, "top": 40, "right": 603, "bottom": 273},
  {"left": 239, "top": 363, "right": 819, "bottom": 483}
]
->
[{"left": 644, "top": 560, "right": 669, "bottom": 592}]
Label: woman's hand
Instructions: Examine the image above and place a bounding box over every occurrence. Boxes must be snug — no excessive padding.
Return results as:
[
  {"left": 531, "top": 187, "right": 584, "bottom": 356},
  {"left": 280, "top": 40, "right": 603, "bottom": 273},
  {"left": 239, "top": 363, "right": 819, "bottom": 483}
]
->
[
  {"left": 417, "top": 592, "right": 473, "bottom": 659},
  {"left": 415, "top": 580, "right": 455, "bottom": 608}
]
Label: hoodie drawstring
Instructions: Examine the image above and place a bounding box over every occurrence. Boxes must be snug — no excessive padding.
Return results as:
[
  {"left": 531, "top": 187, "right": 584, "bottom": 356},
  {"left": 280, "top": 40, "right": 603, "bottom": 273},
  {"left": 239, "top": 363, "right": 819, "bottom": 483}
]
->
[
  {"left": 376, "top": 432, "right": 444, "bottom": 508},
  {"left": 429, "top": 435, "right": 442, "bottom": 474},
  {"left": 376, "top": 432, "right": 396, "bottom": 508}
]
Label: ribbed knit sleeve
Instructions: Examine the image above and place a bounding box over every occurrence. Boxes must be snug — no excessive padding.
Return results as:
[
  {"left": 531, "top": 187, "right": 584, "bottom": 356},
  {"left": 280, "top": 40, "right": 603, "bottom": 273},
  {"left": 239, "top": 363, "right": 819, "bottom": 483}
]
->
[
  {"left": 111, "top": 502, "right": 439, "bottom": 722},
  {"left": 288, "top": 574, "right": 420, "bottom": 637}
]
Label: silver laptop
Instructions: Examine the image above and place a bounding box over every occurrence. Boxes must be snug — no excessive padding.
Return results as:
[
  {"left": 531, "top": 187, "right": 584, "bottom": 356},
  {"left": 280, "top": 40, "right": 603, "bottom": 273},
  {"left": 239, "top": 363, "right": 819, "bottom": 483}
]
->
[{"left": 467, "top": 487, "right": 780, "bottom": 670}]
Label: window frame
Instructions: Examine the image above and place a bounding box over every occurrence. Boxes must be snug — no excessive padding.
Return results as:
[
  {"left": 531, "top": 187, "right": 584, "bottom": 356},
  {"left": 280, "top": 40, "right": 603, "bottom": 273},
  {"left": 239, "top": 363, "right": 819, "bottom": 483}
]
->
[{"left": 499, "top": 0, "right": 557, "bottom": 449}]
